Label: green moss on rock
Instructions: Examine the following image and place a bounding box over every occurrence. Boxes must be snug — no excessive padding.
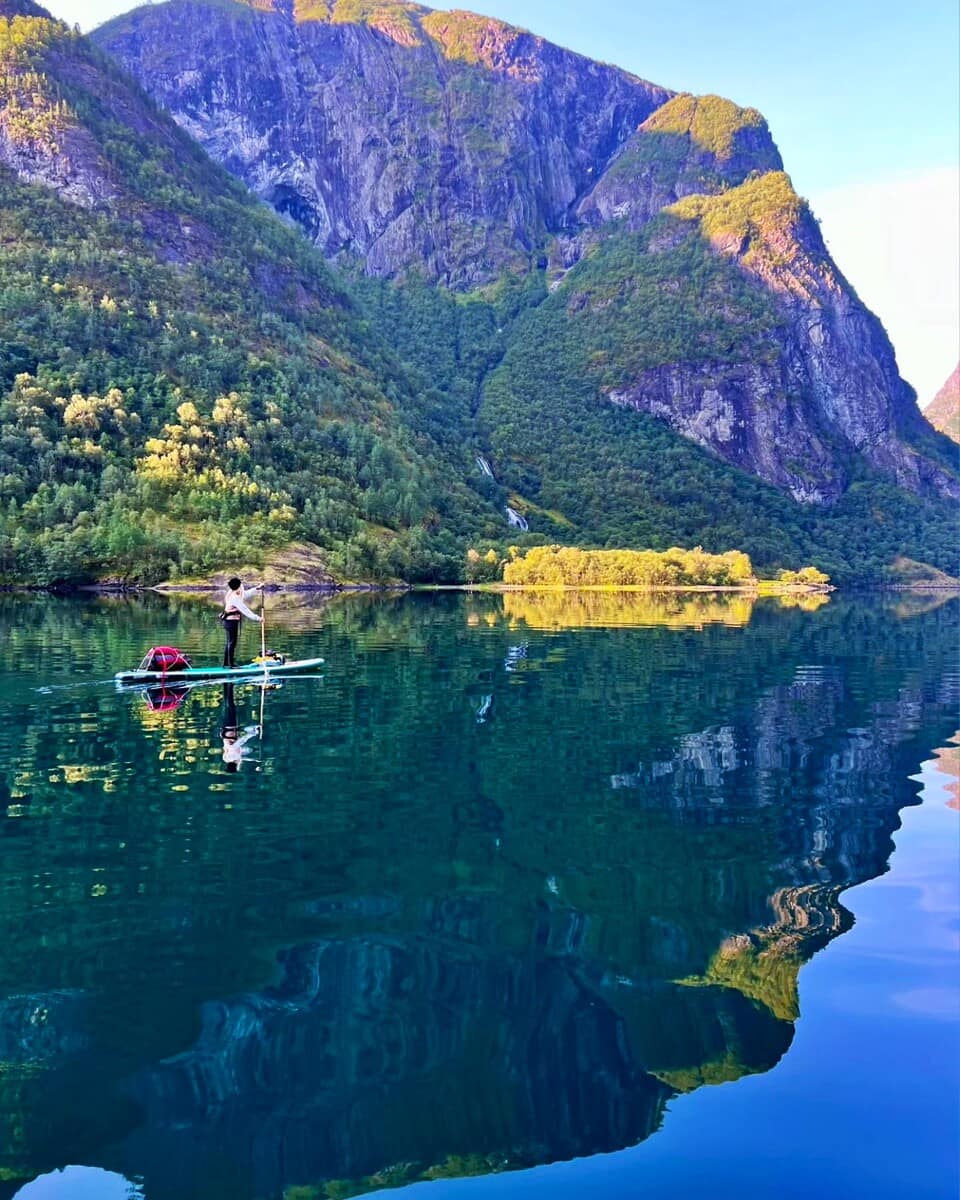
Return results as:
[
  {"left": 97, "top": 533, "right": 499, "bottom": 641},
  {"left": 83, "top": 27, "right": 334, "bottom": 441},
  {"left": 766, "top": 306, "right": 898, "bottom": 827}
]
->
[
  {"left": 421, "top": 8, "right": 526, "bottom": 67},
  {"left": 668, "top": 170, "right": 804, "bottom": 246},
  {"left": 644, "top": 92, "right": 768, "bottom": 160}
]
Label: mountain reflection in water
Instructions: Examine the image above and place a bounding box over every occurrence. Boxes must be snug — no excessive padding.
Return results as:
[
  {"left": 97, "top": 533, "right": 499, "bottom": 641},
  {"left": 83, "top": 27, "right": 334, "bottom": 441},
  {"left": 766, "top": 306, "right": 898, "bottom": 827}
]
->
[{"left": 0, "top": 592, "right": 956, "bottom": 1199}]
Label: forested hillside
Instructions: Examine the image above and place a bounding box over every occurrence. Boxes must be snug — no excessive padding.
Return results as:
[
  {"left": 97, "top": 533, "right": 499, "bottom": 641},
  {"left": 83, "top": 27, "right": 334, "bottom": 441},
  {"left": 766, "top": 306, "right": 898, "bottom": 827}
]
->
[
  {"left": 94, "top": 0, "right": 958, "bottom": 585},
  {"left": 0, "top": 0, "right": 499, "bottom": 584},
  {"left": 356, "top": 265, "right": 958, "bottom": 583}
]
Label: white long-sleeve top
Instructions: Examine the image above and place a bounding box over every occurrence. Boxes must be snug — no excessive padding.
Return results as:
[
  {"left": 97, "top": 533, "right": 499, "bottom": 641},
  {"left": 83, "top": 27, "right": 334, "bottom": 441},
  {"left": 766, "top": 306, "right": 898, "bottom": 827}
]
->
[{"left": 223, "top": 585, "right": 262, "bottom": 621}]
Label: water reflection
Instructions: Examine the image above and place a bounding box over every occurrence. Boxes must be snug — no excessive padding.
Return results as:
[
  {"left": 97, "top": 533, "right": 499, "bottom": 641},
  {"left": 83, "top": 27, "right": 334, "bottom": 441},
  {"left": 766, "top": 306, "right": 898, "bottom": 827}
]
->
[
  {"left": 0, "top": 592, "right": 956, "bottom": 1198},
  {"left": 501, "top": 589, "right": 759, "bottom": 628},
  {"left": 11, "top": 1166, "right": 143, "bottom": 1199},
  {"left": 218, "top": 684, "right": 261, "bottom": 773},
  {"left": 930, "top": 734, "right": 960, "bottom": 810},
  {"left": 141, "top": 684, "right": 191, "bottom": 715}
]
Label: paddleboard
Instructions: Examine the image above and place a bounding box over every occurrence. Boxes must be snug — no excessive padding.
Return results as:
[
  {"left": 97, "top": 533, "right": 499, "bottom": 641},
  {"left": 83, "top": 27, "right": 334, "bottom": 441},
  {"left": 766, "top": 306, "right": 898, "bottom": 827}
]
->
[{"left": 114, "top": 657, "right": 324, "bottom": 685}]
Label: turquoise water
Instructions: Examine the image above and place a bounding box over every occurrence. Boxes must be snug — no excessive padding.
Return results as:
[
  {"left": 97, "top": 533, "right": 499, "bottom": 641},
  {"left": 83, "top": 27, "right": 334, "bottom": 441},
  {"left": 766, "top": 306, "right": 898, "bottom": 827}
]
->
[{"left": 0, "top": 590, "right": 957, "bottom": 1199}]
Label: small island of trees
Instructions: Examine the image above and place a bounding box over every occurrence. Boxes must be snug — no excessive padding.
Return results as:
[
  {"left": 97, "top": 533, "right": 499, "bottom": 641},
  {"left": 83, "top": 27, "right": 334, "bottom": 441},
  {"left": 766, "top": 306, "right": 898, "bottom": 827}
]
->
[{"left": 466, "top": 544, "right": 831, "bottom": 590}]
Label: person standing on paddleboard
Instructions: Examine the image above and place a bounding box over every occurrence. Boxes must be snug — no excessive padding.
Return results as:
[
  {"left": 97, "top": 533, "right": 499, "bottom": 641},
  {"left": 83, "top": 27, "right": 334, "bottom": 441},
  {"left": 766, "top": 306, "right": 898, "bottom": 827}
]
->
[{"left": 220, "top": 576, "right": 262, "bottom": 667}]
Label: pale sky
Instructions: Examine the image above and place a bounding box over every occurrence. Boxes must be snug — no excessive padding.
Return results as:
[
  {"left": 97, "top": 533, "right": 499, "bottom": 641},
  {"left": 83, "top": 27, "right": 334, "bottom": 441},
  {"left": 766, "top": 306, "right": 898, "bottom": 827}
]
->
[{"left": 41, "top": 0, "right": 960, "bottom": 402}]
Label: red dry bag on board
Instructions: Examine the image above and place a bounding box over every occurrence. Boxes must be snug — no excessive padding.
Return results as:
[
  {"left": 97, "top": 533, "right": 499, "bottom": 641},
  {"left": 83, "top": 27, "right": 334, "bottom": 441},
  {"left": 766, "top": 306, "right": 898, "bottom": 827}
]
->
[{"left": 138, "top": 646, "right": 192, "bottom": 673}]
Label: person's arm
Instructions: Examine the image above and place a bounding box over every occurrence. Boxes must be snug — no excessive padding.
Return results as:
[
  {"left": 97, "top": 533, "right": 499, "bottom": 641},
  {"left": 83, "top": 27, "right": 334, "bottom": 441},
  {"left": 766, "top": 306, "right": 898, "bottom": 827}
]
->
[{"left": 235, "top": 727, "right": 260, "bottom": 752}]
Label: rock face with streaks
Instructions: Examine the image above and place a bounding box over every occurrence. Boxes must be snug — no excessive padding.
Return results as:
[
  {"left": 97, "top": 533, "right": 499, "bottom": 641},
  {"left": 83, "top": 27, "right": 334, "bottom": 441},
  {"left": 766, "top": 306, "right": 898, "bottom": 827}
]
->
[
  {"left": 0, "top": 0, "right": 118, "bottom": 205},
  {"left": 95, "top": 0, "right": 672, "bottom": 286}
]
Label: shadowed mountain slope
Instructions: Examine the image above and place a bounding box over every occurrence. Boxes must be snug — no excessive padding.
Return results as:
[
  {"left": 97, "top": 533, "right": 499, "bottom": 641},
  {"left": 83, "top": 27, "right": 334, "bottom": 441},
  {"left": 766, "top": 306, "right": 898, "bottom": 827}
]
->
[{"left": 95, "top": 0, "right": 673, "bottom": 286}]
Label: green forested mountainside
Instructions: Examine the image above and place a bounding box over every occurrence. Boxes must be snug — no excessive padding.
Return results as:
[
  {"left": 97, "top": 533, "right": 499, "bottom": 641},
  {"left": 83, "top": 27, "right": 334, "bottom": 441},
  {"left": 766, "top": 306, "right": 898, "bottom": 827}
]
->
[
  {"left": 477, "top": 175, "right": 955, "bottom": 581},
  {"left": 0, "top": 6, "right": 501, "bottom": 585},
  {"left": 0, "top": 2, "right": 956, "bottom": 587},
  {"left": 356, "top": 241, "right": 958, "bottom": 584}
]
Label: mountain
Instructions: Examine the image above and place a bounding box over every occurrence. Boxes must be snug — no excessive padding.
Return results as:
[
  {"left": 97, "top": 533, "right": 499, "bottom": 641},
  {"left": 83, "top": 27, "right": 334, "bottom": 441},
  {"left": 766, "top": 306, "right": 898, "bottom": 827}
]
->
[
  {"left": 95, "top": 0, "right": 675, "bottom": 287},
  {"left": 91, "top": 0, "right": 958, "bottom": 580},
  {"left": 0, "top": 0, "right": 955, "bottom": 585},
  {"left": 925, "top": 363, "right": 960, "bottom": 443}
]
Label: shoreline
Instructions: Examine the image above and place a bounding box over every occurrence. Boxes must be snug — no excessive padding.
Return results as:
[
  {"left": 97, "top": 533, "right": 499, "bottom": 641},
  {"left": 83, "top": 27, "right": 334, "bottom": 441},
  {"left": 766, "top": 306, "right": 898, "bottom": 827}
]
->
[{"left": 3, "top": 581, "right": 958, "bottom": 596}]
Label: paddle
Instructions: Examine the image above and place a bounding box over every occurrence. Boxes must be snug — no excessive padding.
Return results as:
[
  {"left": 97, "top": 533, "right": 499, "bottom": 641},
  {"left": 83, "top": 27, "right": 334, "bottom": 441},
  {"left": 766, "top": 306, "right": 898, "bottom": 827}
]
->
[
  {"left": 260, "top": 583, "right": 266, "bottom": 662},
  {"left": 257, "top": 587, "right": 268, "bottom": 743}
]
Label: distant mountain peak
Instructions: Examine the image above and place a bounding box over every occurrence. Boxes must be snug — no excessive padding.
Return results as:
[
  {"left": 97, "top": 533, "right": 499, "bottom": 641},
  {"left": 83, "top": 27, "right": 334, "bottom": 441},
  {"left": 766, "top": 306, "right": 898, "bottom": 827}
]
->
[
  {"left": 101, "top": 0, "right": 557, "bottom": 64},
  {"left": 925, "top": 363, "right": 960, "bottom": 443}
]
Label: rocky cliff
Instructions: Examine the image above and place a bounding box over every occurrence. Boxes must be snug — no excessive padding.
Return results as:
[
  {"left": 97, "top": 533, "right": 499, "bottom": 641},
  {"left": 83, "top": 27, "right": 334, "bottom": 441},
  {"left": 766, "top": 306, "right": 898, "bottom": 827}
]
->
[
  {"left": 598, "top": 172, "right": 955, "bottom": 502},
  {"left": 95, "top": 0, "right": 672, "bottom": 286}
]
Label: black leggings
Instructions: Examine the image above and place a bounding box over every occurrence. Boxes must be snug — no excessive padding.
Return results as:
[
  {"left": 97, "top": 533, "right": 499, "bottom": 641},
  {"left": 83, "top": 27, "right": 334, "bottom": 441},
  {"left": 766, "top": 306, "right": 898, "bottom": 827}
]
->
[
  {"left": 223, "top": 618, "right": 240, "bottom": 667},
  {"left": 220, "top": 683, "right": 238, "bottom": 731}
]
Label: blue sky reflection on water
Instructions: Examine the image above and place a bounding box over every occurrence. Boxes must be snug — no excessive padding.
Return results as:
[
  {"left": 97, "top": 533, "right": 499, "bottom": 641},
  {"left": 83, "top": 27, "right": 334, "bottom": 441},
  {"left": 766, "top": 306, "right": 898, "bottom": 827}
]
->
[
  {"left": 371, "top": 757, "right": 960, "bottom": 1200},
  {"left": 12, "top": 1166, "right": 143, "bottom": 1199}
]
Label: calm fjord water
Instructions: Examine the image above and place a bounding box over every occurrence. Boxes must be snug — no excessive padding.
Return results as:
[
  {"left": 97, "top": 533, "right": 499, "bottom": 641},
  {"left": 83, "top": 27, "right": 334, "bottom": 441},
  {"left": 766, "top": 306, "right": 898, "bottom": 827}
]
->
[{"left": 0, "top": 591, "right": 957, "bottom": 1200}]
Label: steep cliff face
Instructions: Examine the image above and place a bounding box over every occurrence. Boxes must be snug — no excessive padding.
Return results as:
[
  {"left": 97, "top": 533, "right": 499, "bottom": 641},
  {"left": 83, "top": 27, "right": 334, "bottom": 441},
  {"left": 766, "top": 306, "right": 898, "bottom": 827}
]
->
[
  {"left": 0, "top": 0, "right": 118, "bottom": 204},
  {"left": 604, "top": 174, "right": 957, "bottom": 501},
  {"left": 95, "top": 0, "right": 671, "bottom": 286},
  {"left": 577, "top": 92, "right": 784, "bottom": 231}
]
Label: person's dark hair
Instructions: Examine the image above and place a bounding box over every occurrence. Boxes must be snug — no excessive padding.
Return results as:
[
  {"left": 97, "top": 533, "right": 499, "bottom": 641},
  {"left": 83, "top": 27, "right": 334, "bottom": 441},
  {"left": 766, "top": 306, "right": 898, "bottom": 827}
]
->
[
  {"left": 228, "top": 576, "right": 242, "bottom": 590},
  {"left": 224, "top": 761, "right": 239, "bottom": 774}
]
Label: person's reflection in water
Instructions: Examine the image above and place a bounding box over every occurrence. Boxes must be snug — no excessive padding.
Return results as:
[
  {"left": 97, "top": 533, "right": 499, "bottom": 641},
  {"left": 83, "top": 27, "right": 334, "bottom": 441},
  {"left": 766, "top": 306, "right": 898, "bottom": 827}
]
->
[{"left": 220, "top": 684, "right": 260, "bottom": 773}]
